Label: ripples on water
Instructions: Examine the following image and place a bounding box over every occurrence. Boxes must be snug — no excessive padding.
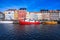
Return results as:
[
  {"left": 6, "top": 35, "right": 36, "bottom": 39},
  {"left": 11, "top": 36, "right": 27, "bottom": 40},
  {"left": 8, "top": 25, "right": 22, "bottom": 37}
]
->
[{"left": 0, "top": 24, "right": 60, "bottom": 40}]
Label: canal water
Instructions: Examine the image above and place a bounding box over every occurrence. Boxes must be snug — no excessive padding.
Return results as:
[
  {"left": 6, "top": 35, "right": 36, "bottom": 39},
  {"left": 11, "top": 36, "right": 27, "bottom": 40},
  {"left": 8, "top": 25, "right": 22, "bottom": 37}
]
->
[{"left": 0, "top": 24, "right": 60, "bottom": 40}]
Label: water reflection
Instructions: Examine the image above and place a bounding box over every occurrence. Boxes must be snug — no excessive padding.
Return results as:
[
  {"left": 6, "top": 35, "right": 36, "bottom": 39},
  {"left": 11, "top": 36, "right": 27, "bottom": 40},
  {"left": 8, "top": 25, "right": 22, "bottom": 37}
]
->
[{"left": 0, "top": 24, "right": 60, "bottom": 40}]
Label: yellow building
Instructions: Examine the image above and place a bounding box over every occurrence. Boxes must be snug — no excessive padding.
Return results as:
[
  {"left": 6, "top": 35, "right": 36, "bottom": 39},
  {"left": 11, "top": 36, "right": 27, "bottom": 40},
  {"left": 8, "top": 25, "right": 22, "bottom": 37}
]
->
[{"left": 14, "top": 10, "right": 18, "bottom": 20}]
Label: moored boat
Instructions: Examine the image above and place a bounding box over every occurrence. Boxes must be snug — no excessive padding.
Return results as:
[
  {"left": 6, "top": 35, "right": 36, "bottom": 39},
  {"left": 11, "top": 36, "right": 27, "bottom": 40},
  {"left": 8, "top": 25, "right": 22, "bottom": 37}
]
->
[
  {"left": 19, "top": 20, "right": 40, "bottom": 25},
  {"left": 42, "top": 21, "right": 57, "bottom": 25},
  {"left": 0, "top": 21, "right": 13, "bottom": 23}
]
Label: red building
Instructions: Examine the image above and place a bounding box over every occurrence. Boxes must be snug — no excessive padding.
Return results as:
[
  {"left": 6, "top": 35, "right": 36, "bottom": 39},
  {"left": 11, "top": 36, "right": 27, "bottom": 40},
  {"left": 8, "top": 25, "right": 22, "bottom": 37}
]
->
[{"left": 18, "top": 8, "right": 27, "bottom": 20}]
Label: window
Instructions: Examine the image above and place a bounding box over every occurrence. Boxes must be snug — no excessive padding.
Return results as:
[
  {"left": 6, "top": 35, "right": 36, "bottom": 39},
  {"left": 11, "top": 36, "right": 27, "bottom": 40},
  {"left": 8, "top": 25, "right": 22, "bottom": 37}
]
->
[{"left": 8, "top": 12, "right": 10, "bottom": 14}]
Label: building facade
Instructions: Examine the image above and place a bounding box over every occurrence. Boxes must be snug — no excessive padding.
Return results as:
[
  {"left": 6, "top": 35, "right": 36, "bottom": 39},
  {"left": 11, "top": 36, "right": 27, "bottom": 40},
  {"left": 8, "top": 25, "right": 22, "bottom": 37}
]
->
[
  {"left": 18, "top": 8, "right": 27, "bottom": 20},
  {"left": 0, "top": 12, "right": 5, "bottom": 21},
  {"left": 57, "top": 10, "right": 60, "bottom": 20},
  {"left": 49, "top": 10, "right": 59, "bottom": 21},
  {"left": 14, "top": 10, "right": 18, "bottom": 20},
  {"left": 40, "top": 9, "right": 50, "bottom": 21},
  {"left": 29, "top": 12, "right": 43, "bottom": 21},
  {"left": 29, "top": 12, "right": 38, "bottom": 20},
  {"left": 59, "top": 11, "right": 60, "bottom": 20},
  {"left": 35, "top": 12, "right": 43, "bottom": 20},
  {"left": 4, "top": 9, "right": 16, "bottom": 20},
  {"left": 42, "top": 12, "right": 50, "bottom": 21},
  {"left": 26, "top": 12, "right": 30, "bottom": 19}
]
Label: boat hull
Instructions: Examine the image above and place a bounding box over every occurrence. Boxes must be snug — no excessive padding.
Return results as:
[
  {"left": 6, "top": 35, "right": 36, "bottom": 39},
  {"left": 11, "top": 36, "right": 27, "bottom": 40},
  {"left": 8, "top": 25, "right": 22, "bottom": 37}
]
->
[
  {"left": 19, "top": 20, "right": 40, "bottom": 25},
  {"left": 42, "top": 21, "right": 57, "bottom": 25}
]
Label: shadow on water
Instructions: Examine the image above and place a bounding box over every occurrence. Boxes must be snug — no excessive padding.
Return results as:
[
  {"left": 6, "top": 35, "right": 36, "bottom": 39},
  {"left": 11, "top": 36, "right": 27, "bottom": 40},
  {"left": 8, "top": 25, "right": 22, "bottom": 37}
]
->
[{"left": 0, "top": 23, "right": 60, "bottom": 40}]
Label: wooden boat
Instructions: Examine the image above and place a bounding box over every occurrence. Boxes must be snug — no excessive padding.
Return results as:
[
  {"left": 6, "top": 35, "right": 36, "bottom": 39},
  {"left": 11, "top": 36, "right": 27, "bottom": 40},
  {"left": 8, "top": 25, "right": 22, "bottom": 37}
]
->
[
  {"left": 42, "top": 21, "right": 57, "bottom": 25},
  {"left": 19, "top": 20, "right": 40, "bottom": 25}
]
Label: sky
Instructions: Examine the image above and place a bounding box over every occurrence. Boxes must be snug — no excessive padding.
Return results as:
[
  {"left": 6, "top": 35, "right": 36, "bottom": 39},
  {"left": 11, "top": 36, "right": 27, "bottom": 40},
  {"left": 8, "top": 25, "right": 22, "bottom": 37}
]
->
[{"left": 0, "top": 0, "right": 60, "bottom": 12}]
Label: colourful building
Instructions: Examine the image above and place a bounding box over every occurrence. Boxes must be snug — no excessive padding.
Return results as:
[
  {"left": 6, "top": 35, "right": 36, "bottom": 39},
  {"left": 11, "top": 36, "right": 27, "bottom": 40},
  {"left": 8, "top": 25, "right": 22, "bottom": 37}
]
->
[
  {"left": 29, "top": 12, "right": 37, "bottom": 20},
  {"left": 29, "top": 12, "right": 43, "bottom": 20},
  {"left": 42, "top": 12, "right": 50, "bottom": 21},
  {"left": 26, "top": 12, "right": 30, "bottom": 19},
  {"left": 14, "top": 10, "right": 18, "bottom": 20},
  {"left": 4, "top": 9, "right": 16, "bottom": 20},
  {"left": 49, "top": 10, "right": 59, "bottom": 21},
  {"left": 18, "top": 8, "right": 27, "bottom": 20},
  {"left": 56, "top": 10, "right": 60, "bottom": 20},
  {"left": 59, "top": 11, "right": 60, "bottom": 20},
  {"left": 35, "top": 12, "right": 43, "bottom": 20}
]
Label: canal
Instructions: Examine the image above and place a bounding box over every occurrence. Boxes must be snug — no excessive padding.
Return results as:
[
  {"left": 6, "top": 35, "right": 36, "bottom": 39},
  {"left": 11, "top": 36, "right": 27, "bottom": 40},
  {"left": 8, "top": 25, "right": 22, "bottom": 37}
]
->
[{"left": 0, "top": 24, "right": 60, "bottom": 40}]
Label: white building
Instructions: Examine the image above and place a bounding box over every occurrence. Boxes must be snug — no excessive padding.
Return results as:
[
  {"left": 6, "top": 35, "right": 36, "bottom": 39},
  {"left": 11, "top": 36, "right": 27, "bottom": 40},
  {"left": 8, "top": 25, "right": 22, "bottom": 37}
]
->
[
  {"left": 40, "top": 10, "right": 50, "bottom": 21},
  {"left": 35, "top": 12, "right": 42, "bottom": 20},
  {"left": 42, "top": 12, "right": 50, "bottom": 21},
  {"left": 50, "top": 10, "right": 59, "bottom": 21},
  {"left": 29, "top": 12, "right": 36, "bottom": 20},
  {"left": 26, "top": 12, "right": 30, "bottom": 19},
  {"left": 4, "top": 11, "right": 14, "bottom": 20},
  {"left": 29, "top": 12, "right": 43, "bottom": 20},
  {"left": 58, "top": 11, "right": 60, "bottom": 20}
]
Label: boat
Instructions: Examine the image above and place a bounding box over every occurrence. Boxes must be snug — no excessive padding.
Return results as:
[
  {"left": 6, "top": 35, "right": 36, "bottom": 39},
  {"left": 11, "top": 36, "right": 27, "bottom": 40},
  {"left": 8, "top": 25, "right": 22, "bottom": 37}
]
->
[
  {"left": 42, "top": 21, "right": 57, "bottom": 25},
  {"left": 19, "top": 19, "right": 40, "bottom": 25},
  {"left": 0, "top": 21, "right": 13, "bottom": 23}
]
